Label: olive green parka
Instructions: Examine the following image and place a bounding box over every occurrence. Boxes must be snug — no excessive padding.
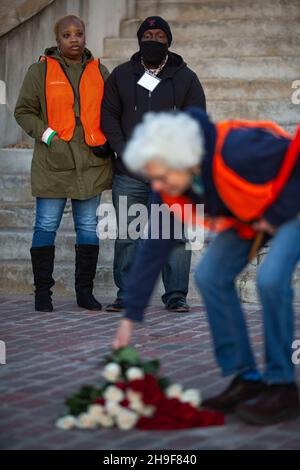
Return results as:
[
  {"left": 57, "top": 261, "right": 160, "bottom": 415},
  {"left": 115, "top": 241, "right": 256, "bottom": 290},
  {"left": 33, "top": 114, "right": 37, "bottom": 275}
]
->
[{"left": 14, "top": 47, "right": 112, "bottom": 199}]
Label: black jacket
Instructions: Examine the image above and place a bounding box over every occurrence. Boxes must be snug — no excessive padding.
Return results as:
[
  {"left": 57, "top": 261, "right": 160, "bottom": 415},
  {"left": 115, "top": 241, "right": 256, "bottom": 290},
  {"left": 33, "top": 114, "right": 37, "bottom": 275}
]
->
[{"left": 102, "top": 51, "right": 206, "bottom": 177}]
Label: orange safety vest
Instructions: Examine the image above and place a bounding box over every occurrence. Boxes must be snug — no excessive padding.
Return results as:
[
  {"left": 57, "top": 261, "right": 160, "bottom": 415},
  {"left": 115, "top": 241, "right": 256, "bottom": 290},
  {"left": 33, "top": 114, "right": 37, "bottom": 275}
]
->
[
  {"left": 161, "top": 121, "right": 300, "bottom": 239},
  {"left": 42, "top": 56, "right": 106, "bottom": 146}
]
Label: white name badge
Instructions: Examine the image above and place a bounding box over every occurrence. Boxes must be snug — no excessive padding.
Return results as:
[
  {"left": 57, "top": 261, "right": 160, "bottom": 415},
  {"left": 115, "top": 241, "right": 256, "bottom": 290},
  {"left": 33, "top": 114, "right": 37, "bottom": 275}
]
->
[{"left": 137, "top": 72, "right": 161, "bottom": 92}]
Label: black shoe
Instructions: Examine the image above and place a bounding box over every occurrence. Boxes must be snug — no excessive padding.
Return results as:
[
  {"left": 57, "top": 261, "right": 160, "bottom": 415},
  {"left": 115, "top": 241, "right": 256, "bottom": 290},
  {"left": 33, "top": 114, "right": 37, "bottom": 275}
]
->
[
  {"left": 236, "top": 383, "right": 300, "bottom": 425},
  {"left": 30, "top": 246, "right": 55, "bottom": 312},
  {"left": 165, "top": 298, "right": 190, "bottom": 312},
  {"left": 202, "top": 375, "right": 265, "bottom": 414},
  {"left": 105, "top": 299, "right": 124, "bottom": 312},
  {"left": 75, "top": 244, "right": 102, "bottom": 311}
]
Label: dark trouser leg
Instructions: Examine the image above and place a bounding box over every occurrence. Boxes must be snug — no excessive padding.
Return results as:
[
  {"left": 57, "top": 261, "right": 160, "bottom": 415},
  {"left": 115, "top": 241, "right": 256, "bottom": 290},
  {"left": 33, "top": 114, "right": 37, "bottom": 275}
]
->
[
  {"left": 161, "top": 238, "right": 191, "bottom": 305},
  {"left": 112, "top": 174, "right": 150, "bottom": 303}
]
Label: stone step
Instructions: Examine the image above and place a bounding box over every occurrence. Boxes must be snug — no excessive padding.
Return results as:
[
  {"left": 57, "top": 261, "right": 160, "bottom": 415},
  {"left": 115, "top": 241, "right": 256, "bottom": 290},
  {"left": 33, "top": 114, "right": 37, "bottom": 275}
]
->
[
  {"left": 0, "top": 202, "right": 73, "bottom": 230},
  {"left": 0, "top": 190, "right": 113, "bottom": 229},
  {"left": 0, "top": 259, "right": 118, "bottom": 298},
  {"left": 202, "top": 79, "right": 296, "bottom": 102},
  {"left": 120, "top": 17, "right": 300, "bottom": 41},
  {"left": 136, "top": 0, "right": 300, "bottom": 22},
  {"left": 0, "top": 148, "right": 32, "bottom": 173},
  {"left": 0, "top": 256, "right": 202, "bottom": 301},
  {"left": 0, "top": 156, "right": 115, "bottom": 203},
  {"left": 0, "top": 202, "right": 35, "bottom": 229},
  {"left": 207, "top": 100, "right": 299, "bottom": 126},
  {"left": 104, "top": 36, "right": 300, "bottom": 59},
  {"left": 0, "top": 229, "right": 114, "bottom": 264},
  {"left": 1, "top": 257, "right": 299, "bottom": 304},
  {"left": 0, "top": 173, "right": 33, "bottom": 202},
  {"left": 0, "top": 227, "right": 204, "bottom": 265},
  {"left": 103, "top": 56, "right": 300, "bottom": 81}
]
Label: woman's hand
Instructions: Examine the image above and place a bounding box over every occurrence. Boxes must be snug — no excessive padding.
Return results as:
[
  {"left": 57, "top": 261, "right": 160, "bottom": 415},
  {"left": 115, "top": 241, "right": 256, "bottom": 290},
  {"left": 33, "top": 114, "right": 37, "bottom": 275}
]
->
[
  {"left": 52, "top": 134, "right": 59, "bottom": 142},
  {"left": 252, "top": 218, "right": 277, "bottom": 235},
  {"left": 112, "top": 319, "right": 134, "bottom": 350}
]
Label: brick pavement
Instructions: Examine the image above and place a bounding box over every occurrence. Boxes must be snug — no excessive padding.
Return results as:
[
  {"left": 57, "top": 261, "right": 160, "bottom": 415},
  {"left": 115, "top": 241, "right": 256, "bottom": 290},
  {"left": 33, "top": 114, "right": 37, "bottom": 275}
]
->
[{"left": 0, "top": 294, "right": 300, "bottom": 450}]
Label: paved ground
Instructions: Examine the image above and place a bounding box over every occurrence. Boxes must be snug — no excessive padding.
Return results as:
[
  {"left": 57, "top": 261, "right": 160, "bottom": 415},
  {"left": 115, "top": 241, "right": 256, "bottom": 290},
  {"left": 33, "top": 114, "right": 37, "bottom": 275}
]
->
[{"left": 0, "top": 294, "right": 300, "bottom": 450}]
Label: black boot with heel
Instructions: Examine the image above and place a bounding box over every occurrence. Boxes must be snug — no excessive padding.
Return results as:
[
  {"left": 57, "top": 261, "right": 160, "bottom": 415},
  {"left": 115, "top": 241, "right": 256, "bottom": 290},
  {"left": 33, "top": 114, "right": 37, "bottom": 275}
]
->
[
  {"left": 75, "top": 244, "right": 102, "bottom": 311},
  {"left": 30, "top": 246, "right": 55, "bottom": 312}
]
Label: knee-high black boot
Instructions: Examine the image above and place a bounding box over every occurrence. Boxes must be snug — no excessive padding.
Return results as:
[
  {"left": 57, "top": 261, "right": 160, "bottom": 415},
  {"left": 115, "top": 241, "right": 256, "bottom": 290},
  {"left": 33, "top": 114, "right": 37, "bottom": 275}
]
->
[
  {"left": 75, "top": 244, "right": 102, "bottom": 311},
  {"left": 30, "top": 246, "right": 55, "bottom": 312}
]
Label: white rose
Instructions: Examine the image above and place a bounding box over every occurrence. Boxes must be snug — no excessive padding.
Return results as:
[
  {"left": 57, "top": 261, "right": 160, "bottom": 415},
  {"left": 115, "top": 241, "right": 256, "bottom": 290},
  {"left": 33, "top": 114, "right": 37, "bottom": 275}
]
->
[
  {"left": 126, "top": 367, "right": 145, "bottom": 381},
  {"left": 116, "top": 409, "right": 139, "bottom": 430},
  {"left": 166, "top": 384, "right": 183, "bottom": 399},
  {"left": 98, "top": 413, "right": 114, "bottom": 428},
  {"left": 102, "top": 362, "right": 122, "bottom": 383},
  {"left": 126, "top": 389, "right": 142, "bottom": 402},
  {"left": 129, "top": 398, "right": 144, "bottom": 415},
  {"left": 104, "top": 385, "right": 125, "bottom": 403},
  {"left": 88, "top": 404, "right": 105, "bottom": 421},
  {"left": 126, "top": 391, "right": 155, "bottom": 417},
  {"left": 56, "top": 415, "right": 77, "bottom": 430},
  {"left": 181, "top": 389, "right": 202, "bottom": 408},
  {"left": 141, "top": 405, "right": 156, "bottom": 417},
  {"left": 76, "top": 412, "right": 98, "bottom": 429},
  {"left": 105, "top": 401, "right": 122, "bottom": 417}
]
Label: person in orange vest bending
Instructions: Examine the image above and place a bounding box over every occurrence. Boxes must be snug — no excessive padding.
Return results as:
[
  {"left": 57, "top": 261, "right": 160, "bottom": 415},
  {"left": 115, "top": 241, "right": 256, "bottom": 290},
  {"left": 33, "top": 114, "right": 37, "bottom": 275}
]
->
[
  {"left": 112, "top": 108, "right": 300, "bottom": 425},
  {"left": 15, "top": 15, "right": 113, "bottom": 313}
]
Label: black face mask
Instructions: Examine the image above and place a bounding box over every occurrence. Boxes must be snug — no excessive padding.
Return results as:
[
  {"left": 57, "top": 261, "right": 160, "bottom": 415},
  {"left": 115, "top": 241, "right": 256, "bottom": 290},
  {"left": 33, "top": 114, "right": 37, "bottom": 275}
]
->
[{"left": 140, "top": 40, "right": 168, "bottom": 67}]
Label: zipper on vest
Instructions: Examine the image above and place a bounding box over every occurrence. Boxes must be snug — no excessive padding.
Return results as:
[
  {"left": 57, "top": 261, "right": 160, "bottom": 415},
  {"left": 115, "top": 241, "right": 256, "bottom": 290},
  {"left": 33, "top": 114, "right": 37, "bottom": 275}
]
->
[{"left": 77, "top": 65, "right": 86, "bottom": 125}]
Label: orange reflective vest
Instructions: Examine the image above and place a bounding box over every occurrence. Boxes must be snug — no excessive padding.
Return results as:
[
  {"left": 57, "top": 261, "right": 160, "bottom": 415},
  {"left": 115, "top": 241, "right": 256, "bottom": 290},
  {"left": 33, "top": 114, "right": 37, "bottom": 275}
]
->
[
  {"left": 161, "top": 121, "right": 300, "bottom": 239},
  {"left": 42, "top": 56, "right": 106, "bottom": 146}
]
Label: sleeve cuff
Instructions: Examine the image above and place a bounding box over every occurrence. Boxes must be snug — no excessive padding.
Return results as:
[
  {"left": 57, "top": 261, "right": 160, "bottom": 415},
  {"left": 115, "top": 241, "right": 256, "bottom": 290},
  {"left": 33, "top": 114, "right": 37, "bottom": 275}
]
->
[
  {"left": 42, "top": 128, "right": 57, "bottom": 146},
  {"left": 124, "top": 308, "right": 144, "bottom": 323},
  {"left": 264, "top": 210, "right": 287, "bottom": 227}
]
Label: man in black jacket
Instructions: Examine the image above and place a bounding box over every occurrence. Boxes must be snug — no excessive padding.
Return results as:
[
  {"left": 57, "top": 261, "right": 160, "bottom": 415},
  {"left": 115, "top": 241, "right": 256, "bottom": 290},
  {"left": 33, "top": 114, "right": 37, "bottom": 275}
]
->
[{"left": 102, "top": 16, "right": 206, "bottom": 312}]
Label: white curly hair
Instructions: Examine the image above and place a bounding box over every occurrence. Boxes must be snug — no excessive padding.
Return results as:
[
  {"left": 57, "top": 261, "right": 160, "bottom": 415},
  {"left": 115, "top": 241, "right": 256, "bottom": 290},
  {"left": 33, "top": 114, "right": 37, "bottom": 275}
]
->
[{"left": 123, "top": 111, "right": 204, "bottom": 173}]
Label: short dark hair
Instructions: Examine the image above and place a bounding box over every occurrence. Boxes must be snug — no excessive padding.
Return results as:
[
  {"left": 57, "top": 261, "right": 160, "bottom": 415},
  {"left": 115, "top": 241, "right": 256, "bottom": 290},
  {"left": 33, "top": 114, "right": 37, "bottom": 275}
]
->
[{"left": 54, "top": 15, "right": 85, "bottom": 39}]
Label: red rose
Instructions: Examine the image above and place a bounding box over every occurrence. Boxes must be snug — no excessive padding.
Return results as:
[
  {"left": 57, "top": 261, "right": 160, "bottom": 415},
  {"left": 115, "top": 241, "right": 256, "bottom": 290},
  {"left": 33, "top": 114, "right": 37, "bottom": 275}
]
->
[
  {"left": 137, "top": 396, "right": 224, "bottom": 430},
  {"left": 129, "top": 374, "right": 164, "bottom": 406},
  {"left": 115, "top": 381, "right": 127, "bottom": 391},
  {"left": 94, "top": 397, "right": 105, "bottom": 406},
  {"left": 120, "top": 398, "right": 130, "bottom": 408}
]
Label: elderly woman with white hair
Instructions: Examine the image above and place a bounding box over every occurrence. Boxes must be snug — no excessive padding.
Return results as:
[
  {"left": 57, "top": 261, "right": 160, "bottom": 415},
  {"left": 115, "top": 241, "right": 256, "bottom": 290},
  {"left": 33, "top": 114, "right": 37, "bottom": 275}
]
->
[{"left": 112, "top": 107, "right": 300, "bottom": 426}]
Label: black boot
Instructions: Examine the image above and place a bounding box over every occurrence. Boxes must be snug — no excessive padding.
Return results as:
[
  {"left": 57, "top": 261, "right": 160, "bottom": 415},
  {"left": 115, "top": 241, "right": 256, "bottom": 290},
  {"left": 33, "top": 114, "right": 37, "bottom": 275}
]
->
[
  {"left": 75, "top": 244, "right": 102, "bottom": 311},
  {"left": 30, "top": 246, "right": 55, "bottom": 312}
]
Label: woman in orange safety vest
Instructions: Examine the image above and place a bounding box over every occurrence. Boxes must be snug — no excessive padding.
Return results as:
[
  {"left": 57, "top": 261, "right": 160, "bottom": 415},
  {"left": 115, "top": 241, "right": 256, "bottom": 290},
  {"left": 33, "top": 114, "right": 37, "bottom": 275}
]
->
[{"left": 15, "top": 15, "right": 112, "bottom": 313}]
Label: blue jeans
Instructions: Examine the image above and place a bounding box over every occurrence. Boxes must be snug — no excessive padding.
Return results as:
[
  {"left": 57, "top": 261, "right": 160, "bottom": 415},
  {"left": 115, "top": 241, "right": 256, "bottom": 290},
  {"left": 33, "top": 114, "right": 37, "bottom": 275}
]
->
[
  {"left": 32, "top": 196, "right": 100, "bottom": 247},
  {"left": 112, "top": 174, "right": 191, "bottom": 303},
  {"left": 195, "top": 218, "right": 300, "bottom": 384}
]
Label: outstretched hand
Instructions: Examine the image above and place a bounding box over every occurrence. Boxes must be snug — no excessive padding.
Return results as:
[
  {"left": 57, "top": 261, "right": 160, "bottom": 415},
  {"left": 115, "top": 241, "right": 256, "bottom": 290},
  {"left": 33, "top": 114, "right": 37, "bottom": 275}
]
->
[
  {"left": 252, "top": 218, "right": 277, "bottom": 235},
  {"left": 112, "top": 318, "right": 134, "bottom": 350}
]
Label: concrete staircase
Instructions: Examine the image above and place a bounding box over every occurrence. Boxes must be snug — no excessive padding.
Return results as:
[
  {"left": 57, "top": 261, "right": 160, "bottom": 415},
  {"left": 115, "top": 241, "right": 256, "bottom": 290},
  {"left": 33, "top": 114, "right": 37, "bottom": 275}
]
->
[
  {"left": 103, "top": 0, "right": 300, "bottom": 134},
  {"left": 0, "top": 0, "right": 300, "bottom": 303},
  {"left": 0, "top": 149, "right": 117, "bottom": 300}
]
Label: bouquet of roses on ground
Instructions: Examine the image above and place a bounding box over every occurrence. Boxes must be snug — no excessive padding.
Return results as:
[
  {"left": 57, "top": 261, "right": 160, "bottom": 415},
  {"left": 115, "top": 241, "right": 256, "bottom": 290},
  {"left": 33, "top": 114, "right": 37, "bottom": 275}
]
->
[{"left": 56, "top": 347, "right": 224, "bottom": 431}]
